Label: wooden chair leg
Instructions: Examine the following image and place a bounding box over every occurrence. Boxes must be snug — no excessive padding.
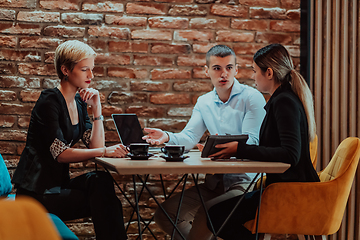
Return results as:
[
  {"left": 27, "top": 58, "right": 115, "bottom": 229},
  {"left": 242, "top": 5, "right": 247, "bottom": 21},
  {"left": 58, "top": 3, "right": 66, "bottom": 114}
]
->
[{"left": 264, "top": 233, "right": 271, "bottom": 240}]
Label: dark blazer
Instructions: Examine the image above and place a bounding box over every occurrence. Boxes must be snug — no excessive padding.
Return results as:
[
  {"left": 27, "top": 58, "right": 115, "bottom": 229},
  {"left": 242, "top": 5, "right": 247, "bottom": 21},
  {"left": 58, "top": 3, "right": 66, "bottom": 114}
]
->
[
  {"left": 12, "top": 88, "right": 92, "bottom": 194},
  {"left": 236, "top": 82, "right": 319, "bottom": 186}
]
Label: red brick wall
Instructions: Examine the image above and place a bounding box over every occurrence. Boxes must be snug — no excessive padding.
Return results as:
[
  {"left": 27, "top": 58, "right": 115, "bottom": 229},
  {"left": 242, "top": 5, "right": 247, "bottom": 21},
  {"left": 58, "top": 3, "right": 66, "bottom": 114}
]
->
[{"left": 0, "top": 0, "right": 300, "bottom": 239}]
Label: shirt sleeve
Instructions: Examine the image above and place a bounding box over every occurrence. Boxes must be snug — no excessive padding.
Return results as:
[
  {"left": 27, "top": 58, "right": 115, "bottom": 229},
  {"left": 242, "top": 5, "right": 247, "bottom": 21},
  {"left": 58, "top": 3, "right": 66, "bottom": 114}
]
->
[
  {"left": 78, "top": 95, "right": 92, "bottom": 148},
  {"left": 241, "top": 89, "right": 266, "bottom": 145},
  {"left": 167, "top": 103, "right": 207, "bottom": 150}
]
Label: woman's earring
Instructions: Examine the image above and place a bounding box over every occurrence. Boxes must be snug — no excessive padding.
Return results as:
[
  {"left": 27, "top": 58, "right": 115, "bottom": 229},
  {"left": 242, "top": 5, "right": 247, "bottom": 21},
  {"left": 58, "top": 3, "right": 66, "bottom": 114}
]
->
[{"left": 64, "top": 75, "right": 68, "bottom": 81}]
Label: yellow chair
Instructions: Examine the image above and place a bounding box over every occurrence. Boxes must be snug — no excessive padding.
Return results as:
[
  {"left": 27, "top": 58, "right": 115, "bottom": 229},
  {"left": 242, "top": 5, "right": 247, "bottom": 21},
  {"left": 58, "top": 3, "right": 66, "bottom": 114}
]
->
[
  {"left": 244, "top": 137, "right": 360, "bottom": 240},
  {"left": 255, "top": 134, "right": 319, "bottom": 190},
  {"left": 0, "top": 196, "right": 61, "bottom": 240}
]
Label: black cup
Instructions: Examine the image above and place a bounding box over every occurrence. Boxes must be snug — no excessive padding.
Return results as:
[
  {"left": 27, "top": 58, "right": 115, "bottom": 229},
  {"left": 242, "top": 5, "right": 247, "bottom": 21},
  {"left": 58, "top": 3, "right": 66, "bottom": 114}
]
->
[
  {"left": 161, "top": 145, "right": 185, "bottom": 158},
  {"left": 130, "top": 143, "right": 149, "bottom": 156}
]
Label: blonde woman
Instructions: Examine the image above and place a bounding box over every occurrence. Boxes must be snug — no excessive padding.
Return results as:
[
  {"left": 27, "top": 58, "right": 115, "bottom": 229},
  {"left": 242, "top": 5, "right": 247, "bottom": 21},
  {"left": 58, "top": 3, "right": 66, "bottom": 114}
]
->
[
  {"left": 188, "top": 44, "right": 320, "bottom": 240},
  {"left": 12, "top": 40, "right": 128, "bottom": 240}
]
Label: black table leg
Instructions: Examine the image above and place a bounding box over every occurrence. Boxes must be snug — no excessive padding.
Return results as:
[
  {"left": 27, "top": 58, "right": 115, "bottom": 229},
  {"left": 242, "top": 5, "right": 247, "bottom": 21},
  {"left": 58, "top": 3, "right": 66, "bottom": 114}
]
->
[{"left": 133, "top": 175, "right": 142, "bottom": 240}]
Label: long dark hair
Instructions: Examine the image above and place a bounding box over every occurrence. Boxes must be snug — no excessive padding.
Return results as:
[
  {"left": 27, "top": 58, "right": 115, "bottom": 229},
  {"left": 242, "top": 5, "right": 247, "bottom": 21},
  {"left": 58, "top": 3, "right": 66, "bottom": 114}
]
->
[{"left": 254, "top": 44, "right": 316, "bottom": 141}]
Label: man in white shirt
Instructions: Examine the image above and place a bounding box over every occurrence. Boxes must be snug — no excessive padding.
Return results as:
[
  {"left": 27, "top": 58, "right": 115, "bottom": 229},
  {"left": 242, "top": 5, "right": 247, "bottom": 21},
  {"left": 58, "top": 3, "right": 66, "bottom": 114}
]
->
[{"left": 143, "top": 45, "right": 266, "bottom": 239}]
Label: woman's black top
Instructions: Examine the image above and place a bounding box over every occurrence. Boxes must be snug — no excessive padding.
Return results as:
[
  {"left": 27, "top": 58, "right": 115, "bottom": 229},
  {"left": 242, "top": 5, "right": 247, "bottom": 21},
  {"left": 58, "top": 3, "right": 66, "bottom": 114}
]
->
[
  {"left": 12, "top": 88, "right": 92, "bottom": 194},
  {"left": 237, "top": 82, "right": 320, "bottom": 186}
]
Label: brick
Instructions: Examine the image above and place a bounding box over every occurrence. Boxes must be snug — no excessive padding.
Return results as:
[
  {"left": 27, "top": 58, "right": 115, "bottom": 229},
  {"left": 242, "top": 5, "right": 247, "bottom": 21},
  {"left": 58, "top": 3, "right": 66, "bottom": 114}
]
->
[
  {"left": 285, "top": 45, "right": 300, "bottom": 57},
  {"left": 20, "top": 89, "right": 41, "bottom": 102},
  {"left": 134, "top": 55, "right": 173, "bottom": 66},
  {"left": 0, "top": 115, "right": 16, "bottom": 128},
  {"left": 281, "top": 0, "right": 300, "bottom": 8},
  {"left": 102, "top": 105, "right": 123, "bottom": 117},
  {"left": 43, "top": 78, "right": 60, "bottom": 89},
  {"left": 126, "top": 3, "right": 167, "bottom": 15},
  {"left": 39, "top": 0, "right": 79, "bottom": 10},
  {"left": 151, "top": 43, "right": 190, "bottom": 54},
  {"left": 190, "top": 18, "right": 229, "bottom": 29},
  {"left": 19, "top": 37, "right": 62, "bottom": 49},
  {"left": 0, "top": 9, "right": 15, "bottom": 21},
  {"left": 0, "top": 90, "right": 16, "bottom": 101},
  {"left": 82, "top": 1, "right": 124, "bottom": 13},
  {"left": 0, "top": 50, "right": 40, "bottom": 62},
  {"left": 149, "top": 17, "right": 188, "bottom": 29},
  {"left": 151, "top": 69, "right": 191, "bottom": 80},
  {"left": 95, "top": 53, "right": 131, "bottom": 65},
  {"left": 108, "top": 67, "right": 148, "bottom": 79},
  {"left": 0, "top": 103, "right": 33, "bottom": 115},
  {"left": 108, "top": 92, "right": 147, "bottom": 105},
  {"left": 192, "top": 67, "right": 207, "bottom": 79},
  {"left": 150, "top": 93, "right": 190, "bottom": 105},
  {"left": 236, "top": 68, "right": 253, "bottom": 79},
  {"left": 0, "top": 36, "right": 16, "bottom": 48},
  {"left": 0, "top": 76, "right": 41, "bottom": 88},
  {"left": 177, "top": 55, "right": 206, "bottom": 67},
  {"left": 18, "top": 63, "right": 56, "bottom": 76},
  {"left": 250, "top": 7, "right": 287, "bottom": 19},
  {"left": 192, "top": 43, "right": 217, "bottom": 53},
  {"left": 61, "top": 13, "right": 103, "bottom": 25},
  {"left": 216, "top": 31, "right": 254, "bottom": 42},
  {"left": 125, "top": 106, "right": 165, "bottom": 118},
  {"left": 231, "top": 19, "right": 268, "bottom": 31},
  {"left": 175, "top": 30, "right": 213, "bottom": 42},
  {"left": 18, "top": 116, "right": 30, "bottom": 129},
  {"left": 130, "top": 80, "right": 170, "bottom": 92},
  {"left": 131, "top": 30, "right": 172, "bottom": 41},
  {"left": 88, "top": 26, "right": 129, "bottom": 39},
  {"left": 238, "top": 0, "right": 277, "bottom": 6},
  {"left": 0, "top": 23, "right": 41, "bottom": 35},
  {"left": 155, "top": 0, "right": 193, "bottom": 2},
  {"left": 173, "top": 80, "right": 212, "bottom": 92},
  {"left": 169, "top": 5, "right": 207, "bottom": 16},
  {"left": 255, "top": 32, "right": 292, "bottom": 44},
  {"left": 270, "top": 20, "right": 300, "bottom": 32},
  {"left": 148, "top": 118, "right": 188, "bottom": 131},
  {"left": 105, "top": 15, "right": 146, "bottom": 27},
  {"left": 234, "top": 43, "right": 264, "bottom": 55},
  {"left": 167, "top": 107, "right": 193, "bottom": 117},
  {"left": 93, "top": 79, "right": 127, "bottom": 90},
  {"left": 0, "top": 142, "right": 17, "bottom": 155},
  {"left": 210, "top": 4, "right": 248, "bottom": 17},
  {"left": 236, "top": 55, "right": 253, "bottom": 68},
  {"left": 43, "top": 25, "right": 85, "bottom": 38},
  {"left": 0, "top": 0, "right": 36, "bottom": 8},
  {"left": 109, "top": 41, "right": 148, "bottom": 53},
  {"left": 44, "top": 52, "right": 55, "bottom": 63},
  {"left": 0, "top": 63, "right": 16, "bottom": 74},
  {"left": 286, "top": 9, "right": 300, "bottom": 20},
  {"left": 87, "top": 39, "right": 107, "bottom": 52},
  {"left": 17, "top": 11, "right": 60, "bottom": 23}
]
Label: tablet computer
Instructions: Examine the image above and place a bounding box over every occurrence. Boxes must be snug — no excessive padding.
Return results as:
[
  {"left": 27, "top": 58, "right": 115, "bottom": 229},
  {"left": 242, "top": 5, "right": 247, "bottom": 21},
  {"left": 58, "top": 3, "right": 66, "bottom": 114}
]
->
[{"left": 201, "top": 134, "right": 248, "bottom": 158}]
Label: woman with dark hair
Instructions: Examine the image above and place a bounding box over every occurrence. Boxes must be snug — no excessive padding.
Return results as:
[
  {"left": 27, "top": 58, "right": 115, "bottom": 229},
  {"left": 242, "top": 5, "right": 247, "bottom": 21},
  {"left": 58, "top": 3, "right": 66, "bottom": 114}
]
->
[
  {"left": 188, "top": 43, "right": 320, "bottom": 240},
  {"left": 12, "top": 40, "right": 128, "bottom": 240}
]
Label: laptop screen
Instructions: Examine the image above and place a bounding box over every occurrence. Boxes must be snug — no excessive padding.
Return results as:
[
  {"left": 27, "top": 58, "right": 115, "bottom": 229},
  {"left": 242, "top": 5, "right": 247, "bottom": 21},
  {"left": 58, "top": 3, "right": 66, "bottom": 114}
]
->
[{"left": 111, "top": 114, "right": 147, "bottom": 146}]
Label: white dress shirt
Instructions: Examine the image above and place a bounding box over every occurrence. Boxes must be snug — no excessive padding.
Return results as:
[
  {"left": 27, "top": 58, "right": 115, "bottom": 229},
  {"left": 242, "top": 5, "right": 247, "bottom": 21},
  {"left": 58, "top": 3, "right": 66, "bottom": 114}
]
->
[{"left": 167, "top": 79, "right": 266, "bottom": 190}]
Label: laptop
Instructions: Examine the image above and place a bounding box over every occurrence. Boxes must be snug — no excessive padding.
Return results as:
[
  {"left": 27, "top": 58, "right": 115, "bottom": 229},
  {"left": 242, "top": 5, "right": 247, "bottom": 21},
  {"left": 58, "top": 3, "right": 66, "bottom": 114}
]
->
[{"left": 111, "top": 114, "right": 161, "bottom": 152}]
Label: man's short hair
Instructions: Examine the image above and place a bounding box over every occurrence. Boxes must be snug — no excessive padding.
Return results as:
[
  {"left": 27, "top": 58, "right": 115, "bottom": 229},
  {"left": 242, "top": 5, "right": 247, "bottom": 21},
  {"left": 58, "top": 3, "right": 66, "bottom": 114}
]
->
[{"left": 206, "top": 45, "right": 236, "bottom": 66}]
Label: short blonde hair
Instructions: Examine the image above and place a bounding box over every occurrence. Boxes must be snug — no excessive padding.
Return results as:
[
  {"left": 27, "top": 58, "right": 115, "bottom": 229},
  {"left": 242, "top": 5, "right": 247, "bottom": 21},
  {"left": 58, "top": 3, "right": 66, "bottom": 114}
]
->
[{"left": 54, "top": 40, "right": 97, "bottom": 80}]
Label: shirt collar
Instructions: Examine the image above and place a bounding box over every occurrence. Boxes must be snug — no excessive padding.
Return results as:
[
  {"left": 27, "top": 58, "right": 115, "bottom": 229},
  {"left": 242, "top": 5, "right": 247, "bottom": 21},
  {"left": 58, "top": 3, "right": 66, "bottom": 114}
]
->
[
  {"left": 264, "top": 82, "right": 292, "bottom": 111},
  {"left": 212, "top": 78, "right": 244, "bottom": 104}
]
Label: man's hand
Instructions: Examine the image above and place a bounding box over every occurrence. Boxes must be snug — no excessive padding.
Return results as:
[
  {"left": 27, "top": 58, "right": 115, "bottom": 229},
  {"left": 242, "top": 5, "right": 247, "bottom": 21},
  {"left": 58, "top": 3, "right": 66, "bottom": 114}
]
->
[
  {"left": 196, "top": 143, "right": 204, "bottom": 152},
  {"left": 209, "top": 141, "right": 238, "bottom": 159},
  {"left": 142, "top": 128, "right": 169, "bottom": 145}
]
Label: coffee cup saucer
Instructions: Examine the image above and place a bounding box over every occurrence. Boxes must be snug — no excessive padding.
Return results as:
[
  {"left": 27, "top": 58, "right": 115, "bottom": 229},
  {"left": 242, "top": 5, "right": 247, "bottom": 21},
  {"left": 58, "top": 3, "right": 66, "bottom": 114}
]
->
[
  {"left": 160, "top": 155, "right": 189, "bottom": 162},
  {"left": 127, "top": 153, "right": 153, "bottom": 160}
]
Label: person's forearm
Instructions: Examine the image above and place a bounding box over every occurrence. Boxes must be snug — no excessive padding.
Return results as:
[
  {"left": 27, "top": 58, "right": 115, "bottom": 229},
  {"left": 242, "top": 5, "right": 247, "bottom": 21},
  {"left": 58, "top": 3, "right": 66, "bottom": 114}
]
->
[
  {"left": 89, "top": 119, "right": 105, "bottom": 148},
  {"left": 57, "top": 147, "right": 105, "bottom": 163}
]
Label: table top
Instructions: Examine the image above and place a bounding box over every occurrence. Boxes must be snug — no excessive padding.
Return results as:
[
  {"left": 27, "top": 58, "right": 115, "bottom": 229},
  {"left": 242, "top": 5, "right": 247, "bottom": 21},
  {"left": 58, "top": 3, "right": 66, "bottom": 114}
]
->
[{"left": 93, "top": 151, "right": 290, "bottom": 175}]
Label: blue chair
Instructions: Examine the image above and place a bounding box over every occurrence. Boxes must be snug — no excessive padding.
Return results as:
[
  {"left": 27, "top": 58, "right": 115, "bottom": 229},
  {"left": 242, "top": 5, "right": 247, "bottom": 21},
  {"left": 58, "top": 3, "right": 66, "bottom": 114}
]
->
[{"left": 0, "top": 154, "right": 78, "bottom": 240}]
